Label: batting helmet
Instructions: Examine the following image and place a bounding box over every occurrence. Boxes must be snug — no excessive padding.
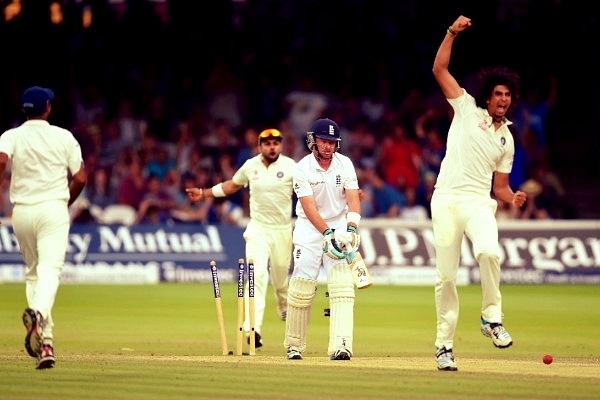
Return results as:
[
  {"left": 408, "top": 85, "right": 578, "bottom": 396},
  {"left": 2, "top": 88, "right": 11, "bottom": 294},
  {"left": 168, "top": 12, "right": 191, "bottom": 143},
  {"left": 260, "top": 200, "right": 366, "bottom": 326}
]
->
[{"left": 306, "top": 118, "right": 341, "bottom": 151}]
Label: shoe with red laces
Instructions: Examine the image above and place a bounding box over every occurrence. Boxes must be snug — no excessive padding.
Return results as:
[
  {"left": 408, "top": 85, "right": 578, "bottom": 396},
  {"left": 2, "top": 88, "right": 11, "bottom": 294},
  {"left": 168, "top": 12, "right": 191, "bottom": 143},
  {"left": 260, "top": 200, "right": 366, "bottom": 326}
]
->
[
  {"left": 22, "top": 308, "right": 44, "bottom": 358},
  {"left": 36, "top": 344, "right": 55, "bottom": 370}
]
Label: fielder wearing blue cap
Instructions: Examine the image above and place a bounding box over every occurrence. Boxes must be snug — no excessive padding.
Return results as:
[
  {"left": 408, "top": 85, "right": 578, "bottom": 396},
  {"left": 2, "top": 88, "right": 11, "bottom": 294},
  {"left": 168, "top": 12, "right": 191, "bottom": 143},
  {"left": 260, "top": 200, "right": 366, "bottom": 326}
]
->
[
  {"left": 21, "top": 86, "right": 55, "bottom": 116},
  {"left": 0, "top": 84, "right": 86, "bottom": 370}
]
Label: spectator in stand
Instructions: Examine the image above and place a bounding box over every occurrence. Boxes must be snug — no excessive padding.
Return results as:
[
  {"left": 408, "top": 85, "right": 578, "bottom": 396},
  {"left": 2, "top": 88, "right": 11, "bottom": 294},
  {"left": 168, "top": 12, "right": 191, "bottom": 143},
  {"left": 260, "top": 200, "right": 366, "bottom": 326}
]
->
[
  {"left": 513, "top": 74, "right": 558, "bottom": 152},
  {"left": 205, "top": 58, "right": 244, "bottom": 130},
  {"left": 163, "top": 168, "right": 183, "bottom": 200},
  {"left": 108, "top": 146, "right": 137, "bottom": 197},
  {"left": 206, "top": 197, "right": 245, "bottom": 225},
  {"left": 378, "top": 120, "right": 422, "bottom": 191},
  {"left": 415, "top": 109, "right": 446, "bottom": 177},
  {"left": 399, "top": 187, "right": 429, "bottom": 221},
  {"left": 361, "top": 75, "right": 392, "bottom": 128},
  {"left": 186, "top": 145, "right": 216, "bottom": 179},
  {"left": 397, "top": 87, "right": 427, "bottom": 130},
  {"left": 357, "top": 164, "right": 406, "bottom": 218},
  {"left": 73, "top": 82, "right": 106, "bottom": 133},
  {"left": 284, "top": 76, "right": 328, "bottom": 142},
  {"left": 508, "top": 130, "right": 528, "bottom": 191},
  {"left": 236, "top": 127, "right": 259, "bottom": 168},
  {"left": 171, "top": 173, "right": 212, "bottom": 223},
  {"left": 135, "top": 174, "right": 176, "bottom": 224},
  {"left": 170, "top": 172, "right": 214, "bottom": 224},
  {"left": 346, "top": 117, "right": 378, "bottom": 159},
  {"left": 279, "top": 119, "right": 305, "bottom": 162},
  {"left": 172, "top": 121, "right": 198, "bottom": 174},
  {"left": 143, "top": 94, "right": 174, "bottom": 144},
  {"left": 115, "top": 156, "right": 145, "bottom": 210},
  {"left": 145, "top": 146, "right": 176, "bottom": 181},
  {"left": 97, "top": 120, "right": 126, "bottom": 169},
  {"left": 516, "top": 179, "right": 551, "bottom": 220},
  {"left": 201, "top": 118, "right": 239, "bottom": 161},
  {"left": 510, "top": 74, "right": 558, "bottom": 176},
  {"left": 86, "top": 168, "right": 115, "bottom": 210},
  {"left": 215, "top": 151, "right": 244, "bottom": 212},
  {"left": 528, "top": 161, "right": 575, "bottom": 219},
  {"left": 113, "top": 97, "right": 144, "bottom": 150}
]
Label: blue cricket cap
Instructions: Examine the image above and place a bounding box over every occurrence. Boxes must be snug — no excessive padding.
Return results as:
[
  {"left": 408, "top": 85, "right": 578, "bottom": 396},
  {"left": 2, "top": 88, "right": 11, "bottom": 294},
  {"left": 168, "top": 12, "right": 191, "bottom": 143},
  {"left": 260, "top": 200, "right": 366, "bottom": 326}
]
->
[{"left": 21, "top": 86, "right": 54, "bottom": 115}]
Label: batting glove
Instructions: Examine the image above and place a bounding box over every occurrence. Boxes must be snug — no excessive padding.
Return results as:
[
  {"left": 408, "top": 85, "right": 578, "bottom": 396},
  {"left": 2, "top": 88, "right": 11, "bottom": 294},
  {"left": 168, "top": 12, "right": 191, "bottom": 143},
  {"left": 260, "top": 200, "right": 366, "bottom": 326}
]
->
[
  {"left": 336, "top": 225, "right": 360, "bottom": 253},
  {"left": 322, "top": 228, "right": 346, "bottom": 260}
]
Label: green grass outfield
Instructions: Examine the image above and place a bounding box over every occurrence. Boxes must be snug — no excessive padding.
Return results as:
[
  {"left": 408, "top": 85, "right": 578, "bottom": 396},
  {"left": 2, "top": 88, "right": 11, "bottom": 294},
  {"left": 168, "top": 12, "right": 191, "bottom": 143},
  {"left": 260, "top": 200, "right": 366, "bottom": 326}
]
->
[{"left": 0, "top": 283, "right": 598, "bottom": 400}]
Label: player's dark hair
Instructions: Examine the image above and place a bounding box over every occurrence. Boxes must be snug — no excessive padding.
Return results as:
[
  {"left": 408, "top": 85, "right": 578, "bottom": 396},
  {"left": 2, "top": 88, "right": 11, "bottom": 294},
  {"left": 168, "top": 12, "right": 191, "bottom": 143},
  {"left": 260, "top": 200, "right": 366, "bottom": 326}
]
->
[
  {"left": 23, "top": 108, "right": 45, "bottom": 118},
  {"left": 474, "top": 66, "right": 521, "bottom": 112}
]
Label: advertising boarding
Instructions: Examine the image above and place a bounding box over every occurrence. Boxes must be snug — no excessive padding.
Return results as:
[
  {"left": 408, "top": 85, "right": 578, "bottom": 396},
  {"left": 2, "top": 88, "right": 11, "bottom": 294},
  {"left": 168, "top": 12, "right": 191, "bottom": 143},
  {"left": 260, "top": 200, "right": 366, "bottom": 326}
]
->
[{"left": 0, "top": 220, "right": 598, "bottom": 285}]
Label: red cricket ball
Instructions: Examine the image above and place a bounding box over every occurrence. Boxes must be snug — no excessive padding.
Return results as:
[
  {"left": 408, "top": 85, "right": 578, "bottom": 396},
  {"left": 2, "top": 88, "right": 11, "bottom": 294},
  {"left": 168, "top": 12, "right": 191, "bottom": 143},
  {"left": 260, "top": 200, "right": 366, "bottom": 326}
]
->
[{"left": 542, "top": 354, "right": 553, "bottom": 364}]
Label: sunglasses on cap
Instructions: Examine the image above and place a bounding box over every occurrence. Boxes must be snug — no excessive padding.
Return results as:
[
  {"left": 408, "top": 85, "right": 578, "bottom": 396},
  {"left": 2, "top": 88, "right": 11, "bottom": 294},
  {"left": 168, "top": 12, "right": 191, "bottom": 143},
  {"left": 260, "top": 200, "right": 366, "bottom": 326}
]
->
[{"left": 258, "top": 129, "right": 283, "bottom": 140}]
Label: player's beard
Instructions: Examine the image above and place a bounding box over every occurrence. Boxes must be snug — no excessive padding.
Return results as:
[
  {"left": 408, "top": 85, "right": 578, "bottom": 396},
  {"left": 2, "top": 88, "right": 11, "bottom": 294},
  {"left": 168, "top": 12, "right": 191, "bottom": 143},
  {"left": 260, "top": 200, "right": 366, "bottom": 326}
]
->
[
  {"left": 314, "top": 145, "right": 334, "bottom": 161},
  {"left": 263, "top": 152, "right": 279, "bottom": 164}
]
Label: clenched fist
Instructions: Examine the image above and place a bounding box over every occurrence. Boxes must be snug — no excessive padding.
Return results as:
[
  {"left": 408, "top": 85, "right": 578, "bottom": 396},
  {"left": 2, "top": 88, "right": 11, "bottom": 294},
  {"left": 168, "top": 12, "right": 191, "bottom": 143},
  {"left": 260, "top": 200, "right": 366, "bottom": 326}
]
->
[
  {"left": 512, "top": 190, "right": 527, "bottom": 207},
  {"left": 450, "top": 15, "right": 472, "bottom": 33}
]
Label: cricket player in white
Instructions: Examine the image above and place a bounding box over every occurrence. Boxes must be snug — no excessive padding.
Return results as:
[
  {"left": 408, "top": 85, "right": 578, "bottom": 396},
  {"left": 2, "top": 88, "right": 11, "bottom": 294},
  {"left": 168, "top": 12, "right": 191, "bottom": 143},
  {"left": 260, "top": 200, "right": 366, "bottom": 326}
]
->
[
  {"left": 431, "top": 16, "right": 527, "bottom": 371},
  {"left": 0, "top": 86, "right": 87, "bottom": 370},
  {"left": 284, "top": 118, "right": 361, "bottom": 361},
  {"left": 186, "top": 128, "right": 296, "bottom": 348}
]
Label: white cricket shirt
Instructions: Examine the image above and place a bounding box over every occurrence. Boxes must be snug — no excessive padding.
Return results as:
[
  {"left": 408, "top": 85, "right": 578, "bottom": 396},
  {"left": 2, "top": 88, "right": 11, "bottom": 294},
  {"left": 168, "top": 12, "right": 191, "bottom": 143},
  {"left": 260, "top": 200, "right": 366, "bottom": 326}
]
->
[
  {"left": 293, "top": 152, "right": 359, "bottom": 222},
  {"left": 0, "top": 120, "right": 83, "bottom": 205},
  {"left": 435, "top": 89, "right": 515, "bottom": 196},
  {"left": 232, "top": 153, "right": 296, "bottom": 226}
]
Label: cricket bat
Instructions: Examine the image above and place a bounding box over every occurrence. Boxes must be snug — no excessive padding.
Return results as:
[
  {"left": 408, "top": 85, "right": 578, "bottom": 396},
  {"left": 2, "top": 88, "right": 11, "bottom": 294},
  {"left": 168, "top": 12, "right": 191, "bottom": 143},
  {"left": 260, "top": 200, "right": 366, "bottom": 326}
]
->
[{"left": 346, "top": 251, "right": 373, "bottom": 289}]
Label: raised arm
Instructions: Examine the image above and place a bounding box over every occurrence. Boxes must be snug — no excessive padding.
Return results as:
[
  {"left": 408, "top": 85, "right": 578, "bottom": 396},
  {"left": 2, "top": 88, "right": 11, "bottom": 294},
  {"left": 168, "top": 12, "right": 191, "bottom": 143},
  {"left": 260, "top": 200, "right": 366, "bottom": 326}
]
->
[{"left": 432, "top": 15, "right": 472, "bottom": 100}]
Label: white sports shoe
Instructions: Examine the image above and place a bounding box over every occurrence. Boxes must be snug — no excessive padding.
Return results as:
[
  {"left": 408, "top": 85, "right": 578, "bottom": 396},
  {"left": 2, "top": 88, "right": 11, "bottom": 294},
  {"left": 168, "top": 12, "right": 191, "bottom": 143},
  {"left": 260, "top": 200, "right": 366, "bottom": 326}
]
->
[
  {"left": 330, "top": 348, "right": 352, "bottom": 361},
  {"left": 480, "top": 317, "right": 513, "bottom": 348},
  {"left": 435, "top": 346, "right": 458, "bottom": 371},
  {"left": 286, "top": 347, "right": 303, "bottom": 360}
]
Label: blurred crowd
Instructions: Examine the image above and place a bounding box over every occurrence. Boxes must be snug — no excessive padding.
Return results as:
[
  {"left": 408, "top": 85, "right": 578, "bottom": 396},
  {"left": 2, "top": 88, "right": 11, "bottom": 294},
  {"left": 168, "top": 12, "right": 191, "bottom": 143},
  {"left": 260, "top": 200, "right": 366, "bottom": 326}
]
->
[{"left": 0, "top": 0, "right": 580, "bottom": 224}]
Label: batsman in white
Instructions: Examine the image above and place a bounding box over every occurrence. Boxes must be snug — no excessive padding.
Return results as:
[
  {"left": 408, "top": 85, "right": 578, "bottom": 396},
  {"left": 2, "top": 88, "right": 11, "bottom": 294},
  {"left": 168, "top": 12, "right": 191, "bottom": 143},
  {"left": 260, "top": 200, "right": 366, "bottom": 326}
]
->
[
  {"left": 284, "top": 118, "right": 361, "bottom": 361},
  {"left": 0, "top": 86, "right": 87, "bottom": 370},
  {"left": 431, "top": 15, "right": 527, "bottom": 371},
  {"left": 186, "top": 128, "right": 296, "bottom": 348}
]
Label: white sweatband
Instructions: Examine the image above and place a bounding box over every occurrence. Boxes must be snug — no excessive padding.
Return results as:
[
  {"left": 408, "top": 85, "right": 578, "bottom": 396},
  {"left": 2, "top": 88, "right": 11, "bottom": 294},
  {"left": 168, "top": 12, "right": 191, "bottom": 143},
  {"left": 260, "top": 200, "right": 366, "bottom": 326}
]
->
[
  {"left": 211, "top": 183, "right": 226, "bottom": 198},
  {"left": 346, "top": 212, "right": 361, "bottom": 228}
]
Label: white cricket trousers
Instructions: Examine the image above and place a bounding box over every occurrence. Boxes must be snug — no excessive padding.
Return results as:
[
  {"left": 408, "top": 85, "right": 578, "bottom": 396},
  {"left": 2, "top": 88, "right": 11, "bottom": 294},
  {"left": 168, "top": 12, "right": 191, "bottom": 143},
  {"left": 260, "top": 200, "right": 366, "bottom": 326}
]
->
[
  {"left": 431, "top": 192, "right": 503, "bottom": 350},
  {"left": 242, "top": 220, "right": 292, "bottom": 334},
  {"left": 11, "top": 200, "right": 70, "bottom": 342}
]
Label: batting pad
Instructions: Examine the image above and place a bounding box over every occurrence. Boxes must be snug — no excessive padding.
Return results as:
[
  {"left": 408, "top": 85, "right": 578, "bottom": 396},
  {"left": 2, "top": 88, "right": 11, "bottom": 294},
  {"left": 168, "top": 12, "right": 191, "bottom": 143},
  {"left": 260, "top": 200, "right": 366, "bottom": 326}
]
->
[
  {"left": 327, "top": 262, "right": 355, "bottom": 355},
  {"left": 284, "top": 277, "right": 317, "bottom": 353}
]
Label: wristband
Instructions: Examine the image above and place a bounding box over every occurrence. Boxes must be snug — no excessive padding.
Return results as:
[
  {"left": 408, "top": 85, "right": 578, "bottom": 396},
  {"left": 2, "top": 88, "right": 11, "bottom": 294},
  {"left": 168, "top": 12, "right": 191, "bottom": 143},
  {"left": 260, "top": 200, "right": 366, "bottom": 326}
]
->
[
  {"left": 447, "top": 27, "right": 457, "bottom": 37},
  {"left": 346, "top": 211, "right": 361, "bottom": 228},
  {"left": 211, "top": 183, "right": 226, "bottom": 198}
]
